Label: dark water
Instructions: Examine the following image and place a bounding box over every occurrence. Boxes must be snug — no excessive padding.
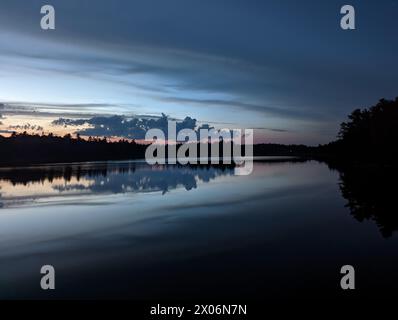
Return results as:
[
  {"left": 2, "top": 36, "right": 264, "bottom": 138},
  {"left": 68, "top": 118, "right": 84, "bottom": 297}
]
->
[{"left": 0, "top": 159, "right": 397, "bottom": 300}]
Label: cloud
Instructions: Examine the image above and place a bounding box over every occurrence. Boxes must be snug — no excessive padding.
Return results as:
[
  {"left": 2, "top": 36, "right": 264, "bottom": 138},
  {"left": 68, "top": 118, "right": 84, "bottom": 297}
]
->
[
  {"left": 0, "top": 103, "right": 4, "bottom": 121},
  {"left": 52, "top": 114, "right": 214, "bottom": 140},
  {"left": 0, "top": 102, "right": 125, "bottom": 118},
  {"left": 252, "top": 127, "right": 290, "bottom": 133},
  {"left": 157, "top": 96, "right": 329, "bottom": 121},
  {"left": 0, "top": 25, "right": 341, "bottom": 125},
  {"left": 8, "top": 124, "right": 44, "bottom": 132},
  {"left": 0, "top": 105, "right": 4, "bottom": 124}
]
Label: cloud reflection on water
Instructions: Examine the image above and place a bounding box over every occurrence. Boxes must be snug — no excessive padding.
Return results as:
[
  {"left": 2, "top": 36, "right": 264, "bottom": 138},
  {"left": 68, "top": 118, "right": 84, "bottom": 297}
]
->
[{"left": 0, "top": 161, "right": 234, "bottom": 207}]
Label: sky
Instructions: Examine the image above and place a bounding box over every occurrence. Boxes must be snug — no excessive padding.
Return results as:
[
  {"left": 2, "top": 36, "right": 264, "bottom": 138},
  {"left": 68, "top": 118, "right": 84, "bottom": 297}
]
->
[{"left": 0, "top": 0, "right": 397, "bottom": 145}]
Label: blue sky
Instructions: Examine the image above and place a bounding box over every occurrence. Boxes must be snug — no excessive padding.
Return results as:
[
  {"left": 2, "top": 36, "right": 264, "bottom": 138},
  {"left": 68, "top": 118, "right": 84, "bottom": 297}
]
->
[{"left": 0, "top": 0, "right": 397, "bottom": 144}]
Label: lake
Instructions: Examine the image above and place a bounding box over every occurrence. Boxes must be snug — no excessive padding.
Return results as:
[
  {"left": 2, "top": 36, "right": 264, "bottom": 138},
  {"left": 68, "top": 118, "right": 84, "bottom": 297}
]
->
[{"left": 0, "top": 159, "right": 397, "bottom": 300}]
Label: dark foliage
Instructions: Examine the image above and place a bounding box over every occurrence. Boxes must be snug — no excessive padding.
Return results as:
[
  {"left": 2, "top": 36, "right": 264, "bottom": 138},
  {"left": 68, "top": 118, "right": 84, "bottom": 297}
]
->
[
  {"left": 0, "top": 132, "right": 147, "bottom": 166},
  {"left": 253, "top": 143, "right": 315, "bottom": 157},
  {"left": 0, "top": 132, "right": 316, "bottom": 167},
  {"left": 326, "top": 161, "right": 398, "bottom": 238},
  {"left": 318, "top": 97, "right": 398, "bottom": 162}
]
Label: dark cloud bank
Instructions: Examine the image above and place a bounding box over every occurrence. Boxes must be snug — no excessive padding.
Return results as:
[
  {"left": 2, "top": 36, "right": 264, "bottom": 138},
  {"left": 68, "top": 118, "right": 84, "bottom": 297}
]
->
[{"left": 52, "top": 114, "right": 214, "bottom": 139}]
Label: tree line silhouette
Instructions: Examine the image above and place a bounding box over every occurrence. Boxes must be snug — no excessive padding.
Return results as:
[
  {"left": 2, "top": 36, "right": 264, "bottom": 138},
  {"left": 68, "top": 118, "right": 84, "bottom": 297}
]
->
[
  {"left": 1, "top": 97, "right": 397, "bottom": 165},
  {"left": 317, "top": 97, "right": 398, "bottom": 237},
  {"left": 0, "top": 132, "right": 147, "bottom": 166},
  {"left": 0, "top": 132, "right": 315, "bottom": 166},
  {"left": 317, "top": 97, "right": 398, "bottom": 162}
]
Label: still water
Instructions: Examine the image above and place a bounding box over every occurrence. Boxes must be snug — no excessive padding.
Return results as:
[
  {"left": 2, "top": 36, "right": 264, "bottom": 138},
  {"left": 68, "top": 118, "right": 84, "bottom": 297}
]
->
[{"left": 0, "top": 159, "right": 397, "bottom": 300}]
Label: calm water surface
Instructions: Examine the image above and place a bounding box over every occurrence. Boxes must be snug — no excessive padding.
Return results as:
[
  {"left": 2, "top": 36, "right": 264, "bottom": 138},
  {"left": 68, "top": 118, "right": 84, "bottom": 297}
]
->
[{"left": 0, "top": 159, "right": 397, "bottom": 299}]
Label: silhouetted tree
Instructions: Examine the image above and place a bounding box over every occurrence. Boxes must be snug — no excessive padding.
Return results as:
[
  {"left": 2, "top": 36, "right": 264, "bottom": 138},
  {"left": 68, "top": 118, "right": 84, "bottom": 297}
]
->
[
  {"left": 0, "top": 133, "right": 147, "bottom": 166},
  {"left": 318, "top": 97, "right": 398, "bottom": 162}
]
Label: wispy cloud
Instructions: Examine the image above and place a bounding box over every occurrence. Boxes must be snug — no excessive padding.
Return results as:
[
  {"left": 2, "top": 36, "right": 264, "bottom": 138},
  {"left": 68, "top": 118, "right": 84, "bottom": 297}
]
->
[
  {"left": 7, "top": 124, "right": 43, "bottom": 131},
  {"left": 157, "top": 96, "right": 328, "bottom": 121},
  {"left": 0, "top": 102, "right": 128, "bottom": 118}
]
